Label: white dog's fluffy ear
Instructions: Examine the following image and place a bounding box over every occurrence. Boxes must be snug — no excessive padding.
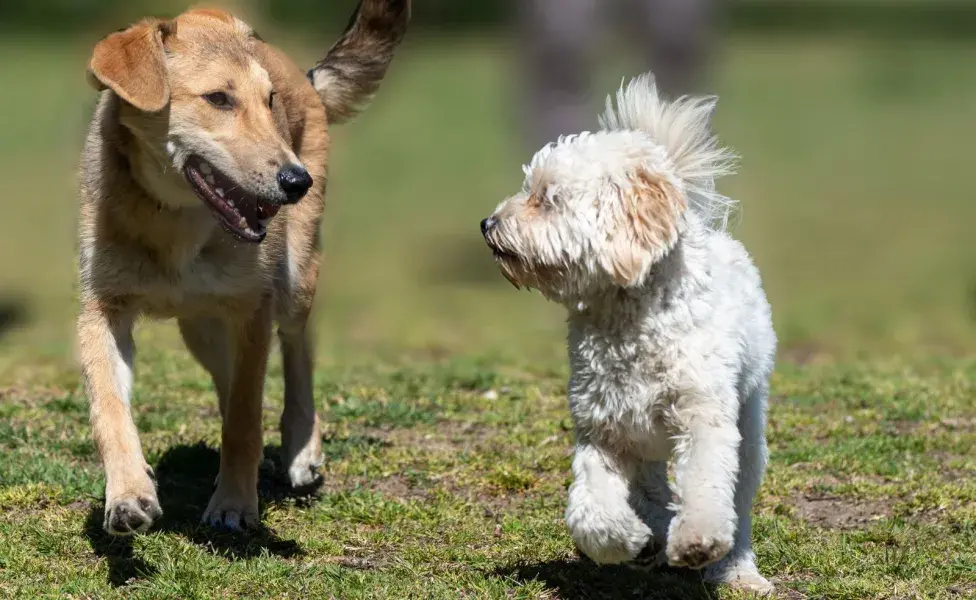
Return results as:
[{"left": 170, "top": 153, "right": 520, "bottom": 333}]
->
[
  {"left": 601, "top": 73, "right": 738, "bottom": 230},
  {"left": 601, "top": 167, "right": 686, "bottom": 287}
]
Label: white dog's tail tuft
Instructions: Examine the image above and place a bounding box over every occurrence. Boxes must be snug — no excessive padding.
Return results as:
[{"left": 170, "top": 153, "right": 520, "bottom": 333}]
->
[{"left": 599, "top": 73, "right": 739, "bottom": 230}]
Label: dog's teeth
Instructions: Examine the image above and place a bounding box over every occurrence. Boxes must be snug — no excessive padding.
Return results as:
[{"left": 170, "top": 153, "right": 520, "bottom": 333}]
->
[
  {"left": 216, "top": 188, "right": 225, "bottom": 197},
  {"left": 200, "top": 163, "right": 212, "bottom": 175},
  {"left": 205, "top": 175, "right": 215, "bottom": 185},
  {"left": 259, "top": 218, "right": 271, "bottom": 228},
  {"left": 238, "top": 217, "right": 247, "bottom": 229},
  {"left": 227, "top": 199, "right": 235, "bottom": 207}
]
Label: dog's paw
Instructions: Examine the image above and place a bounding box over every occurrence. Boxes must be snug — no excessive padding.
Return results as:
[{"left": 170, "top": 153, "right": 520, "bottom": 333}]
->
[
  {"left": 705, "top": 554, "right": 774, "bottom": 595},
  {"left": 203, "top": 488, "right": 259, "bottom": 531},
  {"left": 284, "top": 448, "right": 323, "bottom": 489},
  {"left": 281, "top": 414, "right": 323, "bottom": 489},
  {"left": 725, "top": 571, "right": 774, "bottom": 595},
  {"left": 103, "top": 467, "right": 161, "bottom": 536},
  {"left": 104, "top": 493, "right": 162, "bottom": 536},
  {"left": 566, "top": 510, "right": 652, "bottom": 564},
  {"left": 666, "top": 517, "right": 733, "bottom": 569}
]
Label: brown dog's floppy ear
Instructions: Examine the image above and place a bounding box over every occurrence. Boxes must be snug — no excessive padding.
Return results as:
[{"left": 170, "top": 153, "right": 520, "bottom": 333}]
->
[
  {"left": 88, "top": 19, "right": 172, "bottom": 113},
  {"left": 602, "top": 167, "right": 686, "bottom": 287}
]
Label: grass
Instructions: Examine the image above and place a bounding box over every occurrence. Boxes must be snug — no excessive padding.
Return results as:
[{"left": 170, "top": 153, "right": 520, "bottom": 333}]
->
[{"left": 1, "top": 27, "right": 976, "bottom": 599}]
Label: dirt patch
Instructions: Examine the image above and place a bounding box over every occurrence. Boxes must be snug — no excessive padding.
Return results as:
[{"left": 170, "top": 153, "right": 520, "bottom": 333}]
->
[
  {"left": 948, "top": 583, "right": 976, "bottom": 596},
  {"left": 310, "top": 424, "right": 560, "bottom": 513},
  {"left": 886, "top": 417, "right": 976, "bottom": 435},
  {"left": 793, "top": 494, "right": 895, "bottom": 529},
  {"left": 0, "top": 384, "right": 70, "bottom": 410},
  {"left": 772, "top": 588, "right": 809, "bottom": 600},
  {"left": 789, "top": 492, "right": 954, "bottom": 529},
  {"left": 371, "top": 427, "right": 458, "bottom": 455},
  {"left": 363, "top": 421, "right": 504, "bottom": 455},
  {"left": 328, "top": 555, "right": 388, "bottom": 570},
  {"left": 778, "top": 470, "right": 891, "bottom": 488},
  {"left": 311, "top": 467, "right": 523, "bottom": 512},
  {"left": 929, "top": 452, "right": 976, "bottom": 482},
  {"left": 2, "top": 497, "right": 92, "bottom": 522},
  {"left": 66, "top": 499, "right": 92, "bottom": 512},
  {"left": 369, "top": 473, "right": 429, "bottom": 501}
]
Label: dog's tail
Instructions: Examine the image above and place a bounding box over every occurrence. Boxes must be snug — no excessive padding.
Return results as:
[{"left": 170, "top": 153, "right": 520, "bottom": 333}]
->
[
  {"left": 307, "top": 0, "right": 411, "bottom": 125},
  {"left": 599, "top": 73, "right": 739, "bottom": 230}
]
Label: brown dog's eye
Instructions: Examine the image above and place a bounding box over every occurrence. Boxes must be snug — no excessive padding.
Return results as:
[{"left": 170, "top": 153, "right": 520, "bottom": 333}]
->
[
  {"left": 204, "top": 92, "right": 232, "bottom": 109},
  {"left": 268, "top": 91, "right": 276, "bottom": 109}
]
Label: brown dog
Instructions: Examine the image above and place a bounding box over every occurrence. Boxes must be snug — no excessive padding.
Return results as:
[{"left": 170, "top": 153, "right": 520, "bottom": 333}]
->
[{"left": 77, "top": 1, "right": 409, "bottom": 535}]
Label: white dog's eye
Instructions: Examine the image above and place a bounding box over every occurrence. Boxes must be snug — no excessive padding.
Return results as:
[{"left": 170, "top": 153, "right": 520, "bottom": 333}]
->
[
  {"left": 528, "top": 189, "right": 556, "bottom": 210},
  {"left": 526, "top": 194, "right": 546, "bottom": 211}
]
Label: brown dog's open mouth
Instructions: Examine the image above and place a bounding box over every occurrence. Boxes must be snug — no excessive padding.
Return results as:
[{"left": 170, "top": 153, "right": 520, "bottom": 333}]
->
[{"left": 183, "top": 156, "right": 280, "bottom": 243}]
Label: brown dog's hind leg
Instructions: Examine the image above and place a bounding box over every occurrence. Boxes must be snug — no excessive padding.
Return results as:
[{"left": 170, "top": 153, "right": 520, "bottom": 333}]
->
[
  {"left": 202, "top": 296, "right": 273, "bottom": 530},
  {"left": 179, "top": 316, "right": 234, "bottom": 418},
  {"left": 79, "top": 303, "right": 161, "bottom": 535}
]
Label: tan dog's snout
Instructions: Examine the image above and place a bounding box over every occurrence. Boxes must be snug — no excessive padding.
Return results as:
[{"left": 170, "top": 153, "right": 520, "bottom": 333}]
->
[{"left": 277, "top": 164, "right": 313, "bottom": 203}]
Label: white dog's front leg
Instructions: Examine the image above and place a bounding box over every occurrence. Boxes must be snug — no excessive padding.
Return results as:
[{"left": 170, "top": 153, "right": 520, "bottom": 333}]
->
[
  {"left": 666, "top": 394, "right": 741, "bottom": 570},
  {"left": 565, "top": 441, "right": 652, "bottom": 564}
]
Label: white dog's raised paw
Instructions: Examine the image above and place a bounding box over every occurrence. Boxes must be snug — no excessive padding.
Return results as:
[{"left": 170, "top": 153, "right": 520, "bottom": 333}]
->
[
  {"left": 666, "top": 519, "right": 733, "bottom": 569},
  {"left": 567, "top": 508, "right": 653, "bottom": 565},
  {"left": 203, "top": 489, "right": 258, "bottom": 531},
  {"left": 667, "top": 535, "right": 732, "bottom": 569}
]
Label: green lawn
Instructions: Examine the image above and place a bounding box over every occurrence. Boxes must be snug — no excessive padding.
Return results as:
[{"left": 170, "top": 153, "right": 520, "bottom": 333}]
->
[{"left": 0, "top": 31, "right": 975, "bottom": 599}]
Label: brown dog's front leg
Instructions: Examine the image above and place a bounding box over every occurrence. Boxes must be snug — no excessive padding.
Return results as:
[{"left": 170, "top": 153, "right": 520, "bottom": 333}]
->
[
  {"left": 203, "top": 296, "right": 273, "bottom": 530},
  {"left": 279, "top": 316, "right": 323, "bottom": 489},
  {"left": 78, "top": 302, "right": 161, "bottom": 535}
]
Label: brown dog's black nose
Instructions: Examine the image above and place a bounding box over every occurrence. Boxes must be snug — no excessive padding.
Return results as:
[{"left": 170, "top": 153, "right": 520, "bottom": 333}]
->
[
  {"left": 277, "top": 165, "right": 313, "bottom": 203},
  {"left": 480, "top": 217, "right": 496, "bottom": 236}
]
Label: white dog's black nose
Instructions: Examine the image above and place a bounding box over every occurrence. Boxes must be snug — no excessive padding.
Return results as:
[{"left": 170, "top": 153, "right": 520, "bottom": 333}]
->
[
  {"left": 480, "top": 217, "right": 497, "bottom": 236},
  {"left": 277, "top": 165, "right": 313, "bottom": 203}
]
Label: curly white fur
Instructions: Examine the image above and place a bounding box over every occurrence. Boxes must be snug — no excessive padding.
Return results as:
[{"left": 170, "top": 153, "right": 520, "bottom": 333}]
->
[
  {"left": 599, "top": 73, "right": 739, "bottom": 230},
  {"left": 482, "top": 73, "right": 776, "bottom": 594}
]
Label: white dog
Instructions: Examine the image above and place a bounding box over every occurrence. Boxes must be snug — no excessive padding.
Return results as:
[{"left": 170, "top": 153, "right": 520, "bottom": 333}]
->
[{"left": 480, "top": 74, "right": 775, "bottom": 593}]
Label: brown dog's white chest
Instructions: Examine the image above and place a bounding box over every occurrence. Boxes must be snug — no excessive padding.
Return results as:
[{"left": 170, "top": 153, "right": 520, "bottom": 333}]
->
[
  {"left": 138, "top": 250, "right": 270, "bottom": 318},
  {"left": 81, "top": 205, "right": 278, "bottom": 319}
]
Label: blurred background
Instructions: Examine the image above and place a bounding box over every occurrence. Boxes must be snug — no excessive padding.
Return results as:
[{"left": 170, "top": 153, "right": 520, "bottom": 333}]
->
[{"left": 2, "top": 0, "right": 976, "bottom": 372}]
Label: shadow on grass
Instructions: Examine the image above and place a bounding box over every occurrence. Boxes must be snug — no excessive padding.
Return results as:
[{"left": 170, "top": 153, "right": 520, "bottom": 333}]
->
[
  {"left": 83, "top": 441, "right": 330, "bottom": 588},
  {"left": 497, "top": 558, "right": 718, "bottom": 600},
  {"left": 79, "top": 518, "right": 158, "bottom": 588}
]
